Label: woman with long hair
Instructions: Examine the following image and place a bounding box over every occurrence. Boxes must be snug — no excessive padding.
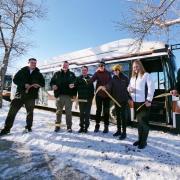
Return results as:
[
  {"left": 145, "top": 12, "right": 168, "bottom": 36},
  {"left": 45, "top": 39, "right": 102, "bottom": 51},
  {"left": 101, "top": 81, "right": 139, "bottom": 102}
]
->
[{"left": 128, "top": 60, "right": 155, "bottom": 149}]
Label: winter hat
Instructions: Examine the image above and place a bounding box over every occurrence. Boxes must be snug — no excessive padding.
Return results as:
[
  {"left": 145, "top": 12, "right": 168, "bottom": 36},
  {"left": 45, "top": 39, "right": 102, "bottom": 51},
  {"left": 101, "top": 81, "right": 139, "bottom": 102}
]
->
[
  {"left": 112, "top": 64, "right": 123, "bottom": 72},
  {"left": 99, "top": 61, "right": 106, "bottom": 66}
]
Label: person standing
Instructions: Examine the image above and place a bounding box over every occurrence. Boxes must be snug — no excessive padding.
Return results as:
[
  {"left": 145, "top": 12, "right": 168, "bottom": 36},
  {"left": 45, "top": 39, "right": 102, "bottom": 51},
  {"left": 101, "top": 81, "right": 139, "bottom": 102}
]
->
[
  {"left": 90, "top": 61, "right": 112, "bottom": 133},
  {"left": 128, "top": 60, "right": 155, "bottom": 149},
  {"left": 170, "top": 68, "right": 180, "bottom": 96},
  {"left": 50, "top": 61, "right": 76, "bottom": 133},
  {"left": 103, "top": 64, "right": 130, "bottom": 140},
  {"left": 75, "top": 66, "right": 94, "bottom": 133},
  {"left": 0, "top": 58, "right": 45, "bottom": 135}
]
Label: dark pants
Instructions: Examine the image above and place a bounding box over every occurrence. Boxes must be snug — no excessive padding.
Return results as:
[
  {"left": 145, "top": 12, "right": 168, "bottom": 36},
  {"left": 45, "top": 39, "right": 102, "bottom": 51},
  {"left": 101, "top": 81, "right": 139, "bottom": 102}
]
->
[
  {"left": 95, "top": 96, "right": 110, "bottom": 126},
  {"left": 134, "top": 102, "right": 150, "bottom": 145},
  {"left": 115, "top": 102, "right": 127, "bottom": 134},
  {"left": 4, "top": 98, "right": 35, "bottom": 131},
  {"left": 79, "top": 99, "right": 92, "bottom": 129}
]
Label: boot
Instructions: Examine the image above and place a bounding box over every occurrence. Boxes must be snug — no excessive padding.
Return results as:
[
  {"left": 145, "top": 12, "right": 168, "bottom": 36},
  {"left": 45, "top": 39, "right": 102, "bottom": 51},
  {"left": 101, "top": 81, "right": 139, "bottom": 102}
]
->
[
  {"left": 24, "top": 126, "right": 32, "bottom": 132},
  {"left": 54, "top": 126, "right": 60, "bottom": 132},
  {"left": 138, "top": 130, "right": 149, "bottom": 149},
  {"left": 67, "top": 128, "right": 72, "bottom": 133},
  {"left": 119, "top": 133, "right": 126, "bottom": 140},
  {"left": 84, "top": 128, "right": 88, "bottom": 133},
  {"left": 133, "top": 141, "right": 140, "bottom": 146},
  {"left": 94, "top": 124, "right": 100, "bottom": 133},
  {"left": 78, "top": 127, "right": 84, "bottom": 133},
  {"left": 113, "top": 130, "right": 121, "bottom": 137},
  {"left": 103, "top": 125, "right": 109, "bottom": 133},
  {"left": 0, "top": 128, "right": 10, "bottom": 136},
  {"left": 138, "top": 142, "right": 147, "bottom": 149}
]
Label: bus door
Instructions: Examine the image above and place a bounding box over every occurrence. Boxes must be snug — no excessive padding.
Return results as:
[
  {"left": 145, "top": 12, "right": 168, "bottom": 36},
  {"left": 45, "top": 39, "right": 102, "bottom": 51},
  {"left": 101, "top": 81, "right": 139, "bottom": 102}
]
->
[
  {"left": 161, "top": 56, "right": 176, "bottom": 125},
  {"left": 141, "top": 56, "right": 174, "bottom": 125}
]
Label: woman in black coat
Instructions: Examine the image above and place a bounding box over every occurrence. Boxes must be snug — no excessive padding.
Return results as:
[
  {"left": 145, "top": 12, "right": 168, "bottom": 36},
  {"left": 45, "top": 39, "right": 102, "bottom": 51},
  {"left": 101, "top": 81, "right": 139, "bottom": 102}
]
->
[{"left": 104, "top": 64, "right": 130, "bottom": 140}]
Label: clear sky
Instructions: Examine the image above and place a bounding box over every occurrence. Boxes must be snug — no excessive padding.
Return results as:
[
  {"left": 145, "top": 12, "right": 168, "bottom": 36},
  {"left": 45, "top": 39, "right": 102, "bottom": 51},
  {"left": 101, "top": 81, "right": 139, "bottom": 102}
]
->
[{"left": 10, "top": 0, "right": 180, "bottom": 72}]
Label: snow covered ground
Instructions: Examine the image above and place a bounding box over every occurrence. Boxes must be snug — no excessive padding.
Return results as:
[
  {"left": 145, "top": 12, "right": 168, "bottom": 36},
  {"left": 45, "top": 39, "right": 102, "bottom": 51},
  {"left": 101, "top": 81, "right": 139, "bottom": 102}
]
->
[{"left": 0, "top": 101, "right": 180, "bottom": 180}]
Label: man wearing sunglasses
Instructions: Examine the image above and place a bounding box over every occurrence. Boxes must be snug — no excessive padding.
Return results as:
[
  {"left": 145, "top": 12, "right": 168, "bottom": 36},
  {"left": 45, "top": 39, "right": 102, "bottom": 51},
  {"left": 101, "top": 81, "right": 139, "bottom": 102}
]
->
[{"left": 90, "top": 60, "right": 112, "bottom": 133}]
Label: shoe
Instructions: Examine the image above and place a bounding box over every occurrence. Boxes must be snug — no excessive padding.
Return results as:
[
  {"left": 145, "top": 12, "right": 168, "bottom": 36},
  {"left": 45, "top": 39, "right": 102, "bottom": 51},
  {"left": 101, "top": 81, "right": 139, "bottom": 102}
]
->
[
  {"left": 78, "top": 128, "right": 84, "bottom": 133},
  {"left": 113, "top": 131, "right": 121, "bottom": 137},
  {"left": 119, "top": 133, "right": 126, "bottom": 140},
  {"left": 67, "top": 129, "right": 72, "bottom": 133},
  {"left": 138, "top": 142, "right": 147, "bottom": 149},
  {"left": 133, "top": 141, "right": 140, "bottom": 146},
  {"left": 84, "top": 128, "right": 88, "bottom": 133},
  {"left": 54, "top": 127, "right": 60, "bottom": 132},
  {"left": 23, "top": 127, "right": 32, "bottom": 134},
  {"left": 24, "top": 126, "right": 32, "bottom": 132},
  {"left": 94, "top": 124, "right": 100, "bottom": 133},
  {"left": 0, "top": 128, "right": 10, "bottom": 136},
  {"left": 103, "top": 126, "right": 109, "bottom": 133},
  {"left": 27, "top": 127, "right": 32, "bottom": 132}
]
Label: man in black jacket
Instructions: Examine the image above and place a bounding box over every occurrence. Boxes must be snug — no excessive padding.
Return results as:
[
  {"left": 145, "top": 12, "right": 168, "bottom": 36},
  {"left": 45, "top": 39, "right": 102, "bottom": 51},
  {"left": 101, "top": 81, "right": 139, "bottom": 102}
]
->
[
  {"left": 75, "top": 66, "right": 94, "bottom": 133},
  {"left": 0, "top": 58, "right": 45, "bottom": 135},
  {"left": 50, "top": 61, "right": 76, "bottom": 132}
]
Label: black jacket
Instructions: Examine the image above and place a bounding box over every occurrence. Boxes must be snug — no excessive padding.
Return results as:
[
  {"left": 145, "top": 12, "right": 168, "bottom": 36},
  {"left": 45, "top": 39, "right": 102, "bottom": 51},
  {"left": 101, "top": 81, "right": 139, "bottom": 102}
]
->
[
  {"left": 75, "top": 75, "right": 94, "bottom": 100},
  {"left": 106, "top": 73, "right": 130, "bottom": 104},
  {"left": 50, "top": 69, "right": 76, "bottom": 97},
  {"left": 13, "top": 66, "right": 45, "bottom": 99}
]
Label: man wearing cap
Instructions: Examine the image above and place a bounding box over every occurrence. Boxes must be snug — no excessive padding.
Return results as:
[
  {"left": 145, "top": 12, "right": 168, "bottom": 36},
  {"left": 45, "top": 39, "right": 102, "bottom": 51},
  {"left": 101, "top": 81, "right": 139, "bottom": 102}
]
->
[
  {"left": 90, "top": 61, "right": 112, "bottom": 133},
  {"left": 0, "top": 58, "right": 45, "bottom": 136}
]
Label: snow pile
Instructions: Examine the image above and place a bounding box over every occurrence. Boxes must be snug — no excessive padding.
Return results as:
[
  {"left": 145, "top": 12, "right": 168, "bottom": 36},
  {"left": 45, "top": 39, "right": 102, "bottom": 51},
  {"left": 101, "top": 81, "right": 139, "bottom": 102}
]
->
[{"left": 0, "top": 101, "right": 180, "bottom": 180}]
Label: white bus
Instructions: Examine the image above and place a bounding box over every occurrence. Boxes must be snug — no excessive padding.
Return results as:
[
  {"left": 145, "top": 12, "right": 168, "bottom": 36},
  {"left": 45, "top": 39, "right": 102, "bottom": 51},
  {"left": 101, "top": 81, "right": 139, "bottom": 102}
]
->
[{"left": 37, "top": 39, "right": 179, "bottom": 130}]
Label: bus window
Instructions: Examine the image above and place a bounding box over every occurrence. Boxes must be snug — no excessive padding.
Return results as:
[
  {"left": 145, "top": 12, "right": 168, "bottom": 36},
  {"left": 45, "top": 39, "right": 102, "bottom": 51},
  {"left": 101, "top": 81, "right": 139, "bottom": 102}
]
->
[
  {"left": 43, "top": 72, "right": 53, "bottom": 91},
  {"left": 4, "top": 75, "right": 12, "bottom": 91},
  {"left": 88, "top": 65, "right": 98, "bottom": 76},
  {"left": 72, "top": 68, "right": 81, "bottom": 76},
  {"left": 150, "top": 72, "right": 165, "bottom": 90},
  {"left": 107, "top": 61, "right": 130, "bottom": 77}
]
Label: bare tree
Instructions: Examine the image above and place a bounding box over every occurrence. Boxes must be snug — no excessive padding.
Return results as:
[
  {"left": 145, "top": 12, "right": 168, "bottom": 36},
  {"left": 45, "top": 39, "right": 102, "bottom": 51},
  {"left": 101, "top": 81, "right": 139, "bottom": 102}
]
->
[
  {"left": 118, "top": 0, "right": 180, "bottom": 45},
  {"left": 0, "top": 0, "right": 46, "bottom": 108}
]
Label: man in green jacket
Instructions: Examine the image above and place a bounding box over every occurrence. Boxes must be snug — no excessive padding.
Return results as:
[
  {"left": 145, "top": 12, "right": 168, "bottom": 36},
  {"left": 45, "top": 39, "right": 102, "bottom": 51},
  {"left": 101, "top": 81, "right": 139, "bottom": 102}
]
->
[
  {"left": 50, "top": 61, "right": 76, "bottom": 132},
  {"left": 0, "top": 58, "right": 45, "bottom": 136}
]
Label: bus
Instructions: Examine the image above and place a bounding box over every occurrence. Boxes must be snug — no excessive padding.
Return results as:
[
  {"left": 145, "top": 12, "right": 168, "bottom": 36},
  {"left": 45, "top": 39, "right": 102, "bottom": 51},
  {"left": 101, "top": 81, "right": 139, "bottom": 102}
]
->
[
  {"left": 37, "top": 38, "right": 179, "bottom": 130},
  {"left": 1, "top": 74, "right": 12, "bottom": 100}
]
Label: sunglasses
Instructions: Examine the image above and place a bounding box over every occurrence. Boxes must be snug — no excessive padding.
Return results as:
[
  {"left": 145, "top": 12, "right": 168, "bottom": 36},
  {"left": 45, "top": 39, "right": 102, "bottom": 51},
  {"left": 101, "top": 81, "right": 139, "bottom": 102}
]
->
[{"left": 99, "top": 64, "right": 104, "bottom": 67}]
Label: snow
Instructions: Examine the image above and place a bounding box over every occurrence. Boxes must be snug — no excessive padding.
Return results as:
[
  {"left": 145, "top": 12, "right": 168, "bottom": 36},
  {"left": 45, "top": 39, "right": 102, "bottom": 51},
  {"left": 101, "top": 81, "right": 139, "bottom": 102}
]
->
[{"left": 0, "top": 101, "right": 180, "bottom": 180}]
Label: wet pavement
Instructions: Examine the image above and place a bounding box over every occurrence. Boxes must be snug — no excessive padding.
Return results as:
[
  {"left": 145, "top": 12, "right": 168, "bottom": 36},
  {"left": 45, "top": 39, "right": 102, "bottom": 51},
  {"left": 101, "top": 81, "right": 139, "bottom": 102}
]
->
[{"left": 0, "top": 139, "right": 96, "bottom": 180}]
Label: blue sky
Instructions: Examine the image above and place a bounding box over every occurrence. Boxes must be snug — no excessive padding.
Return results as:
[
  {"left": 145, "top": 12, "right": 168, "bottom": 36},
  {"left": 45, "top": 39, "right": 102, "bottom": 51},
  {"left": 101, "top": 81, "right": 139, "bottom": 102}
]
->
[
  {"left": 11, "top": 0, "right": 180, "bottom": 71},
  {"left": 12, "top": 0, "right": 130, "bottom": 68}
]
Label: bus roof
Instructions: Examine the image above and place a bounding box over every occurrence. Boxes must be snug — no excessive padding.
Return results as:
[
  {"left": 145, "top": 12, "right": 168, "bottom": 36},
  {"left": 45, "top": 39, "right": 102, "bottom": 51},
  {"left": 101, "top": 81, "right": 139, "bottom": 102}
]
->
[{"left": 40, "top": 38, "right": 169, "bottom": 72}]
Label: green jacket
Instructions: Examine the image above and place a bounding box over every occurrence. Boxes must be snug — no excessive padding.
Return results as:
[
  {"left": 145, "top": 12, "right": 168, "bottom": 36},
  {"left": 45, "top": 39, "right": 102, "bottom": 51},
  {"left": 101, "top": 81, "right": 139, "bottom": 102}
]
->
[
  {"left": 75, "top": 75, "right": 94, "bottom": 100},
  {"left": 50, "top": 69, "right": 76, "bottom": 97}
]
